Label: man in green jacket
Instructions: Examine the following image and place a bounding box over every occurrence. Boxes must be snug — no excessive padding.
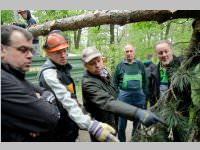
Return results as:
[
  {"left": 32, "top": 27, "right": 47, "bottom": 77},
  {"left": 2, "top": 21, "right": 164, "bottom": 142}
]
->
[
  {"left": 81, "top": 47, "right": 164, "bottom": 142},
  {"left": 113, "top": 44, "right": 148, "bottom": 142}
]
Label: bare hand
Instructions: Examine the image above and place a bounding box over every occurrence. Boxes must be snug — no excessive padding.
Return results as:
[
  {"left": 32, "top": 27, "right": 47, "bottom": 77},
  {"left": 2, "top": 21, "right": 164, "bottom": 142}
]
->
[{"left": 29, "top": 132, "right": 40, "bottom": 138}]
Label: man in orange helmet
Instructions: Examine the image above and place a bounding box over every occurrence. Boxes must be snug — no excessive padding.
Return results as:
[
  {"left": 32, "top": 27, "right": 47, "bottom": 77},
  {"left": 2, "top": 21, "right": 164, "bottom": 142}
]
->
[{"left": 37, "top": 30, "right": 119, "bottom": 142}]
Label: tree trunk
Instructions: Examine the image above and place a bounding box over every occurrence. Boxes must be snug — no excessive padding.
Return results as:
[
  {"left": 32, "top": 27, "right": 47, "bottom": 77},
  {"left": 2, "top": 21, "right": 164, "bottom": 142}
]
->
[
  {"left": 74, "top": 29, "right": 82, "bottom": 49},
  {"left": 116, "top": 26, "right": 125, "bottom": 44},
  {"left": 28, "top": 10, "right": 200, "bottom": 37},
  {"left": 146, "top": 32, "right": 151, "bottom": 48},
  {"left": 110, "top": 24, "right": 115, "bottom": 44},
  {"left": 183, "top": 18, "right": 200, "bottom": 69},
  {"left": 164, "top": 21, "right": 172, "bottom": 40},
  {"left": 13, "top": 10, "right": 20, "bottom": 23}
]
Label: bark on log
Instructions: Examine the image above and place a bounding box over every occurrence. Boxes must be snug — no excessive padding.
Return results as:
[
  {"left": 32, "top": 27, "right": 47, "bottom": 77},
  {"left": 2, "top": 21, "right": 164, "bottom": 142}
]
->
[{"left": 29, "top": 10, "right": 200, "bottom": 36}]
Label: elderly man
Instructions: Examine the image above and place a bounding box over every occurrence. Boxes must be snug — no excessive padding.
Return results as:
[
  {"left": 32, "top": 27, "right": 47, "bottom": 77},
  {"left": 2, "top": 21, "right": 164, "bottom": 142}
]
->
[
  {"left": 81, "top": 47, "right": 164, "bottom": 142},
  {"left": 1, "top": 25, "right": 60, "bottom": 141},
  {"left": 113, "top": 44, "right": 148, "bottom": 142},
  {"left": 37, "top": 30, "right": 119, "bottom": 142},
  {"left": 152, "top": 40, "right": 192, "bottom": 141}
]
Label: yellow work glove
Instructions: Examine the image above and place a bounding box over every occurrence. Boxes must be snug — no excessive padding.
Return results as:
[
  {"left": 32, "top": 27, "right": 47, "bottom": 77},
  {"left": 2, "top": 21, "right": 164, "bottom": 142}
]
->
[{"left": 88, "top": 120, "right": 119, "bottom": 142}]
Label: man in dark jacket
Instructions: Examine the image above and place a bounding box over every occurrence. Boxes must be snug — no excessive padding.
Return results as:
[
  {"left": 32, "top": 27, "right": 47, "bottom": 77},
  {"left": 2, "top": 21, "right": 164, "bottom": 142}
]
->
[
  {"left": 152, "top": 40, "right": 192, "bottom": 141},
  {"left": 38, "top": 30, "right": 119, "bottom": 142},
  {"left": 1, "top": 25, "right": 60, "bottom": 142},
  {"left": 15, "top": 10, "right": 40, "bottom": 56},
  {"left": 143, "top": 54, "right": 157, "bottom": 107},
  {"left": 81, "top": 47, "right": 165, "bottom": 142}
]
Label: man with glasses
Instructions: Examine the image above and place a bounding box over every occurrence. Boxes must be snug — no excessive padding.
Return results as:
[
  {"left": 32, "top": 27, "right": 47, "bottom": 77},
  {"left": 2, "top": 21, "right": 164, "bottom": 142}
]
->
[{"left": 1, "top": 25, "right": 60, "bottom": 141}]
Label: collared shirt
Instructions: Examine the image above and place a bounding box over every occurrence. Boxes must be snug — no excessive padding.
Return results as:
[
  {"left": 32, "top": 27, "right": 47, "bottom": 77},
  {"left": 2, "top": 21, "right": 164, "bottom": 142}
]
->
[
  {"left": 100, "top": 68, "right": 109, "bottom": 78},
  {"left": 123, "top": 59, "right": 136, "bottom": 64},
  {"left": 159, "top": 64, "right": 169, "bottom": 97}
]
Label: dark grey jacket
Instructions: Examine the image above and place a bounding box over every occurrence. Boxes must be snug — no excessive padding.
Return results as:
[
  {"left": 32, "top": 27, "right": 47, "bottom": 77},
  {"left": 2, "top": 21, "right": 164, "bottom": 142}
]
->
[
  {"left": 1, "top": 62, "right": 60, "bottom": 142},
  {"left": 82, "top": 69, "right": 140, "bottom": 130}
]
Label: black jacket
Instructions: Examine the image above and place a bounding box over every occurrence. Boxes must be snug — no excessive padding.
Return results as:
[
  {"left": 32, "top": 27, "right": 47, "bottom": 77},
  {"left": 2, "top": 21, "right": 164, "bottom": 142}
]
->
[
  {"left": 1, "top": 62, "right": 60, "bottom": 142},
  {"left": 82, "top": 69, "right": 141, "bottom": 130},
  {"left": 144, "top": 61, "right": 157, "bottom": 106}
]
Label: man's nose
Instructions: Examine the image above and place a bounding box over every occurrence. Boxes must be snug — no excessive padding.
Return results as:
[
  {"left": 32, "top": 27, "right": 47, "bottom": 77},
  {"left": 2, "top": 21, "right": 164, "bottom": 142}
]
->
[
  {"left": 95, "top": 62, "right": 101, "bottom": 67},
  {"left": 27, "top": 50, "right": 33, "bottom": 58},
  {"left": 163, "top": 52, "right": 168, "bottom": 57},
  {"left": 61, "top": 51, "right": 66, "bottom": 57}
]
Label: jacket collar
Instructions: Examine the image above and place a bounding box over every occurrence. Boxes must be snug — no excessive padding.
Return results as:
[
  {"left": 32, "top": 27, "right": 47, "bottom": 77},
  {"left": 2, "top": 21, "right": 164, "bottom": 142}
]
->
[
  {"left": 42, "top": 58, "right": 72, "bottom": 71},
  {"left": 86, "top": 68, "right": 111, "bottom": 81},
  {"left": 123, "top": 59, "right": 136, "bottom": 64},
  {"left": 50, "top": 59, "right": 72, "bottom": 71},
  {"left": 1, "top": 62, "right": 25, "bottom": 79}
]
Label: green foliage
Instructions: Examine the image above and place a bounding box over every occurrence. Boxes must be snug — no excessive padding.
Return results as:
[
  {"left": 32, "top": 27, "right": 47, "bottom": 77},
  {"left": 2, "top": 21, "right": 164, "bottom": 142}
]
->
[
  {"left": 171, "top": 68, "right": 193, "bottom": 93},
  {"left": 191, "top": 64, "right": 200, "bottom": 107},
  {"left": 32, "top": 10, "right": 86, "bottom": 24},
  {"left": 132, "top": 125, "right": 169, "bottom": 142},
  {"left": 1, "top": 10, "right": 14, "bottom": 24},
  {"left": 87, "top": 25, "right": 110, "bottom": 50},
  {"left": 126, "top": 21, "right": 163, "bottom": 61},
  {"left": 103, "top": 44, "right": 123, "bottom": 74}
]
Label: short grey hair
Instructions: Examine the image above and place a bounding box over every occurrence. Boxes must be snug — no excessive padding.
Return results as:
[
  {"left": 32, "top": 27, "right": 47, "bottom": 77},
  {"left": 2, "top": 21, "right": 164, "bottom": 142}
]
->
[
  {"left": 154, "top": 40, "right": 172, "bottom": 50},
  {"left": 123, "top": 44, "right": 136, "bottom": 52}
]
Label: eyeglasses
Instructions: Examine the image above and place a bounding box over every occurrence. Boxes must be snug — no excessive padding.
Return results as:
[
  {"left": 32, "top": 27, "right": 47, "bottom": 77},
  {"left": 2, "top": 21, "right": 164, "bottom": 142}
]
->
[
  {"left": 87, "top": 57, "right": 102, "bottom": 66},
  {"left": 7, "top": 45, "right": 33, "bottom": 55}
]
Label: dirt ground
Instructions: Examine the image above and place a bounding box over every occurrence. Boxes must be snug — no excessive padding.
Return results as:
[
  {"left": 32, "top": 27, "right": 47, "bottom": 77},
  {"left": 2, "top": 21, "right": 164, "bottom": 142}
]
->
[
  {"left": 76, "top": 97, "right": 133, "bottom": 142},
  {"left": 77, "top": 121, "right": 133, "bottom": 142}
]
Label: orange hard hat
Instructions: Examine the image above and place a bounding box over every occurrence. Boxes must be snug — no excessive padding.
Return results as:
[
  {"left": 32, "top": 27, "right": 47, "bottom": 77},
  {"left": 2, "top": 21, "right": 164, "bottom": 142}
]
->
[{"left": 44, "top": 30, "right": 69, "bottom": 53}]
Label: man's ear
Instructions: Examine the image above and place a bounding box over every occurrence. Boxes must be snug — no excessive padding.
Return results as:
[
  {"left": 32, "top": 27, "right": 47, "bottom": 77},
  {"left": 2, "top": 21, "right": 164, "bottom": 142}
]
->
[
  {"left": 1, "top": 44, "right": 4, "bottom": 52},
  {"left": 1, "top": 44, "right": 6, "bottom": 59},
  {"left": 1, "top": 44, "right": 7, "bottom": 52},
  {"left": 84, "top": 63, "right": 88, "bottom": 68}
]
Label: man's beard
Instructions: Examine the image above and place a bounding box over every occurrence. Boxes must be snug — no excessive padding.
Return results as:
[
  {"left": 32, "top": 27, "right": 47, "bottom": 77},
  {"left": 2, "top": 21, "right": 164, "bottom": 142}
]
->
[{"left": 161, "top": 59, "right": 170, "bottom": 65}]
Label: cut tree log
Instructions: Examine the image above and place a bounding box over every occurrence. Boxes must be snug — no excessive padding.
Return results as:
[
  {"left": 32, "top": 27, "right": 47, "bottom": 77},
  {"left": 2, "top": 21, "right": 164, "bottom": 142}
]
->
[{"left": 28, "top": 10, "right": 200, "bottom": 36}]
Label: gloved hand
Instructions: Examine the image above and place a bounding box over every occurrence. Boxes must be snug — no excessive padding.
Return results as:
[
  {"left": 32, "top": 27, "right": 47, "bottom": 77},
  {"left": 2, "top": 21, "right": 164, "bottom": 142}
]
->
[
  {"left": 41, "top": 91, "right": 57, "bottom": 104},
  {"left": 135, "top": 109, "right": 166, "bottom": 127},
  {"left": 88, "top": 120, "right": 119, "bottom": 142}
]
